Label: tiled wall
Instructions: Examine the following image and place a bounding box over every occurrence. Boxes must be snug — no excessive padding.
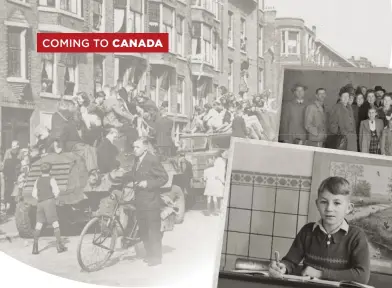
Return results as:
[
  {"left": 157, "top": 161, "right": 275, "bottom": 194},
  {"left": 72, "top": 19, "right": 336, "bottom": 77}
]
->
[{"left": 220, "top": 170, "right": 312, "bottom": 270}]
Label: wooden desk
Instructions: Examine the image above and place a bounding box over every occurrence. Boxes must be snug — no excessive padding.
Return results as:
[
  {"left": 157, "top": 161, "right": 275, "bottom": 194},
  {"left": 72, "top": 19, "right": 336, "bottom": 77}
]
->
[
  {"left": 218, "top": 271, "right": 392, "bottom": 288},
  {"left": 218, "top": 272, "right": 337, "bottom": 288}
]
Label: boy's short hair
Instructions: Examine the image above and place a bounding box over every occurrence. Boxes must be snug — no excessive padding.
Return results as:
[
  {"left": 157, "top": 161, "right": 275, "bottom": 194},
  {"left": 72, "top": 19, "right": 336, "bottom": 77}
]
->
[
  {"left": 40, "top": 162, "right": 52, "bottom": 173},
  {"left": 318, "top": 176, "right": 351, "bottom": 196}
]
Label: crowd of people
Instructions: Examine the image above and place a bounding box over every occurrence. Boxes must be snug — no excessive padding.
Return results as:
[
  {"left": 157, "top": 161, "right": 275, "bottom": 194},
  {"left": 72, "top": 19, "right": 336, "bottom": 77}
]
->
[
  {"left": 184, "top": 86, "right": 278, "bottom": 141},
  {"left": 279, "top": 83, "right": 392, "bottom": 155},
  {"left": 0, "top": 81, "right": 180, "bottom": 216}
]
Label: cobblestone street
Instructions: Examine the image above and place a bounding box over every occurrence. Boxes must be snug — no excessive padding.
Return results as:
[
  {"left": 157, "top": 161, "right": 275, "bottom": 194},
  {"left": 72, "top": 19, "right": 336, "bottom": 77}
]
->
[{"left": 0, "top": 210, "right": 223, "bottom": 287}]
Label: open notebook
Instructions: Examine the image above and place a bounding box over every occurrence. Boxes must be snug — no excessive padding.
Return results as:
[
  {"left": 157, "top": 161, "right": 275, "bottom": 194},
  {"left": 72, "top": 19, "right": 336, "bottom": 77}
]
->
[{"left": 233, "top": 258, "right": 374, "bottom": 288}]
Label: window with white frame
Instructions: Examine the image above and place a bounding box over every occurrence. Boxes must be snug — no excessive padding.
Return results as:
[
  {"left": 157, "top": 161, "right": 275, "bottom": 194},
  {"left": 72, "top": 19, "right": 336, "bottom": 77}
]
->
[
  {"left": 258, "top": 24, "right": 263, "bottom": 57},
  {"left": 162, "top": 5, "right": 175, "bottom": 53},
  {"left": 176, "top": 15, "right": 184, "bottom": 57},
  {"left": 148, "top": 2, "right": 175, "bottom": 53},
  {"left": 212, "top": 0, "right": 220, "bottom": 20},
  {"left": 240, "top": 18, "right": 246, "bottom": 52},
  {"left": 129, "top": 0, "right": 143, "bottom": 33},
  {"left": 212, "top": 32, "right": 220, "bottom": 70},
  {"left": 192, "top": 0, "right": 213, "bottom": 14},
  {"left": 38, "top": 0, "right": 55, "bottom": 7},
  {"left": 192, "top": 22, "right": 201, "bottom": 57},
  {"left": 64, "top": 55, "right": 78, "bottom": 96},
  {"left": 148, "top": 1, "right": 160, "bottom": 32},
  {"left": 150, "top": 70, "right": 171, "bottom": 110},
  {"left": 228, "top": 11, "right": 233, "bottom": 47},
  {"left": 7, "top": 27, "right": 27, "bottom": 79},
  {"left": 114, "top": 0, "right": 126, "bottom": 32},
  {"left": 281, "top": 30, "right": 300, "bottom": 55},
  {"left": 94, "top": 54, "right": 104, "bottom": 95},
  {"left": 177, "top": 77, "right": 185, "bottom": 114},
  {"left": 228, "top": 59, "right": 233, "bottom": 92},
  {"left": 93, "top": 0, "right": 103, "bottom": 31},
  {"left": 203, "top": 24, "right": 212, "bottom": 63},
  {"left": 60, "top": 0, "right": 83, "bottom": 16},
  {"left": 41, "top": 54, "right": 54, "bottom": 94},
  {"left": 258, "top": 68, "right": 264, "bottom": 92}
]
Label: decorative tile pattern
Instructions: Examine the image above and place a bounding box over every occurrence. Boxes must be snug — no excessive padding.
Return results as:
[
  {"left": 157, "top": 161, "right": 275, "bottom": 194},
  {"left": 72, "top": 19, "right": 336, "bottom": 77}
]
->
[{"left": 221, "top": 170, "right": 313, "bottom": 271}]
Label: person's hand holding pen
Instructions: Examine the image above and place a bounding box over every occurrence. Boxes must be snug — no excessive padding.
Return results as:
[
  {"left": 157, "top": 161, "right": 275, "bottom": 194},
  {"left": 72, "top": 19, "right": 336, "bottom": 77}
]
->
[{"left": 269, "top": 251, "right": 287, "bottom": 278}]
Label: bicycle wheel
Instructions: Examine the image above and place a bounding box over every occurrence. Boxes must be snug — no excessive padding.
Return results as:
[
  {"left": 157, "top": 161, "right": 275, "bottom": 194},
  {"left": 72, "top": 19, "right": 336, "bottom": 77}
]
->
[{"left": 77, "top": 216, "right": 118, "bottom": 272}]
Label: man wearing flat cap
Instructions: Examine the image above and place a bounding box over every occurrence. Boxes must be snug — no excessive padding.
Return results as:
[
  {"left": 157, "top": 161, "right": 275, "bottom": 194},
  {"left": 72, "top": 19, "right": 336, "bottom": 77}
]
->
[{"left": 279, "top": 84, "right": 308, "bottom": 144}]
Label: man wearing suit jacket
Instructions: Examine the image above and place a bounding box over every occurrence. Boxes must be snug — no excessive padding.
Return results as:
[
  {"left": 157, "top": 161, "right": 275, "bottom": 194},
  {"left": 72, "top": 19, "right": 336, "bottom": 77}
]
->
[{"left": 123, "top": 137, "right": 168, "bottom": 266}]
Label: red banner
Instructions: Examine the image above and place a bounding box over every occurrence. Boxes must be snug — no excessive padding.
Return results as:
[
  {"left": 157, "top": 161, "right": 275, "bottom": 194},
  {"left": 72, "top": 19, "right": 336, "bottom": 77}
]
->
[{"left": 36, "top": 33, "right": 169, "bottom": 53}]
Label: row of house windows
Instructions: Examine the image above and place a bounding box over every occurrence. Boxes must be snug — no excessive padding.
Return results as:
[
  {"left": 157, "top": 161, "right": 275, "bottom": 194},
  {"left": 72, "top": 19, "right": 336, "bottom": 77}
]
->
[{"left": 228, "top": 11, "right": 264, "bottom": 57}]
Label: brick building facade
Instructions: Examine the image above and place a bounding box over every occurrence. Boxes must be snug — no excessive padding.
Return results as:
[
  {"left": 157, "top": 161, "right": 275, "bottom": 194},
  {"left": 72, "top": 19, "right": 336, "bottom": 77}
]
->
[{"left": 0, "top": 0, "right": 372, "bottom": 153}]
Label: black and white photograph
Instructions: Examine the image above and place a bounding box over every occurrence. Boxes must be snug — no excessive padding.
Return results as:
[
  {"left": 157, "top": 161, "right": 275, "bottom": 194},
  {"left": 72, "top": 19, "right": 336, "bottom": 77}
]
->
[
  {"left": 0, "top": 0, "right": 391, "bottom": 287},
  {"left": 220, "top": 138, "right": 392, "bottom": 288}
]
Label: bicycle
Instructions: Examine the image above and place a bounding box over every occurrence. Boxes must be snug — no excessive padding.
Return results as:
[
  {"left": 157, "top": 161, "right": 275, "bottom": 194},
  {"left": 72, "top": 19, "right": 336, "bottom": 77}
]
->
[{"left": 76, "top": 187, "right": 140, "bottom": 272}]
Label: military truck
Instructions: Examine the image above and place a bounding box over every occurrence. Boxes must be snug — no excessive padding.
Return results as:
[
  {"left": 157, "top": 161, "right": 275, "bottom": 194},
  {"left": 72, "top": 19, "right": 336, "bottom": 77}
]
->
[{"left": 14, "top": 137, "right": 186, "bottom": 238}]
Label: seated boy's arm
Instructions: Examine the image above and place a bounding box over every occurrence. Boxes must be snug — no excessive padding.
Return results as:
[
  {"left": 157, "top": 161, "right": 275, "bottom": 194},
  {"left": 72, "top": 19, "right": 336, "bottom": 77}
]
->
[
  {"left": 280, "top": 225, "right": 309, "bottom": 274},
  {"left": 322, "top": 230, "right": 370, "bottom": 284}
]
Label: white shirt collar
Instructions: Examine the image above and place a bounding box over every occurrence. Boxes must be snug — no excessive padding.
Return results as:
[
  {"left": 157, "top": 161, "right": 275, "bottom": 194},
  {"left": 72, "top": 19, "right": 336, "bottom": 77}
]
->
[{"left": 312, "top": 219, "right": 349, "bottom": 235}]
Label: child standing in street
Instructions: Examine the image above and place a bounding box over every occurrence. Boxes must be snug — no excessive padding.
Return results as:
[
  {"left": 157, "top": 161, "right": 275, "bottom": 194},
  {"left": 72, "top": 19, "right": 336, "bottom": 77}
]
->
[
  {"left": 31, "top": 162, "right": 67, "bottom": 254},
  {"left": 269, "top": 176, "right": 370, "bottom": 284}
]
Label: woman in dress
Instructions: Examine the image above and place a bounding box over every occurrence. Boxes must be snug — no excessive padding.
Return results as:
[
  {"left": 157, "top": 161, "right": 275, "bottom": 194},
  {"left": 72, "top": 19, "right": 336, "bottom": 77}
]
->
[{"left": 203, "top": 158, "right": 221, "bottom": 216}]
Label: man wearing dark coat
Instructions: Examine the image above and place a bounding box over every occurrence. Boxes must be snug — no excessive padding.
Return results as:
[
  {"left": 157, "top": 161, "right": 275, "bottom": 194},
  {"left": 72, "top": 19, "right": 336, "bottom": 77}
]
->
[
  {"left": 123, "top": 137, "right": 168, "bottom": 266},
  {"left": 97, "top": 128, "right": 119, "bottom": 174},
  {"left": 279, "top": 84, "right": 308, "bottom": 144}
]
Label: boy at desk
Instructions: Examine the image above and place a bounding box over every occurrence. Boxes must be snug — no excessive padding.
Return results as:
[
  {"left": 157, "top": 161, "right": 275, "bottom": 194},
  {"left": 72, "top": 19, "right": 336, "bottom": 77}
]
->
[{"left": 269, "top": 176, "right": 370, "bottom": 284}]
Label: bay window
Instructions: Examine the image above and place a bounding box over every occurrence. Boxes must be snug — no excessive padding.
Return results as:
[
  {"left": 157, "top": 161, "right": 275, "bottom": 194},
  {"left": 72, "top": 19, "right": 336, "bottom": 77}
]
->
[
  {"left": 176, "top": 16, "right": 184, "bottom": 57},
  {"left": 64, "top": 54, "right": 78, "bottom": 96},
  {"left": 281, "top": 30, "right": 300, "bottom": 55},
  {"left": 148, "top": 2, "right": 175, "bottom": 53},
  {"left": 7, "top": 27, "right": 27, "bottom": 80},
  {"left": 41, "top": 53, "right": 55, "bottom": 94},
  {"left": 192, "top": 22, "right": 212, "bottom": 64}
]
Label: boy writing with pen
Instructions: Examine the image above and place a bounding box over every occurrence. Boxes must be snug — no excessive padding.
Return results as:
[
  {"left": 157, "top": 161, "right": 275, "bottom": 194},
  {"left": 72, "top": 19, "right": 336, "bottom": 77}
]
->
[{"left": 269, "top": 176, "right": 370, "bottom": 284}]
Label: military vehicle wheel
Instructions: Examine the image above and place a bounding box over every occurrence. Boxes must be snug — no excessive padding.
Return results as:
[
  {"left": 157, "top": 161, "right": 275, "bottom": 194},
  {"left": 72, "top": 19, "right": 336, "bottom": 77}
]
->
[
  {"left": 170, "top": 185, "right": 185, "bottom": 224},
  {"left": 15, "top": 202, "right": 36, "bottom": 238}
]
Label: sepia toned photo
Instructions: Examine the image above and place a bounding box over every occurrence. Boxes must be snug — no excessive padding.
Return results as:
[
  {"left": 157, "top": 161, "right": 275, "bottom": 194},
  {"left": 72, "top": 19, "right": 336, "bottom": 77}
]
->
[{"left": 220, "top": 138, "right": 392, "bottom": 288}]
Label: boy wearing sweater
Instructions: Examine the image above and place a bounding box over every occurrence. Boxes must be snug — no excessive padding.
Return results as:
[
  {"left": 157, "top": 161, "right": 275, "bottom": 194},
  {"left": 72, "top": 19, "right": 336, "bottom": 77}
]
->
[
  {"left": 31, "top": 162, "right": 67, "bottom": 254},
  {"left": 269, "top": 176, "right": 370, "bottom": 284}
]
